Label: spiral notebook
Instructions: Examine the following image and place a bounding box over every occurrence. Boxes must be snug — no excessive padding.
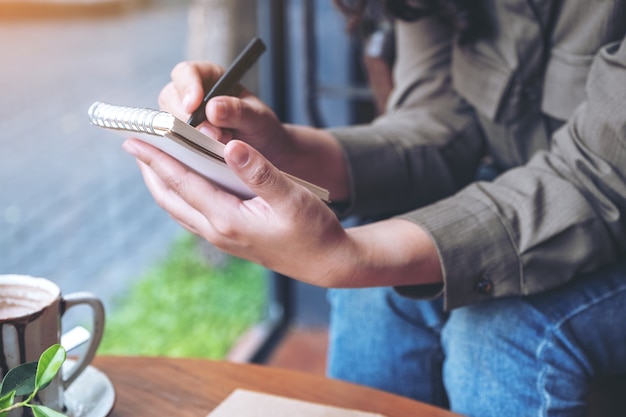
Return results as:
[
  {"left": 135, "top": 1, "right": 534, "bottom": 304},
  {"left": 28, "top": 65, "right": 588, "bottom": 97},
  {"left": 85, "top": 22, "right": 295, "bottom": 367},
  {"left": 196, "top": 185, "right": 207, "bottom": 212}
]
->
[{"left": 88, "top": 102, "right": 330, "bottom": 201}]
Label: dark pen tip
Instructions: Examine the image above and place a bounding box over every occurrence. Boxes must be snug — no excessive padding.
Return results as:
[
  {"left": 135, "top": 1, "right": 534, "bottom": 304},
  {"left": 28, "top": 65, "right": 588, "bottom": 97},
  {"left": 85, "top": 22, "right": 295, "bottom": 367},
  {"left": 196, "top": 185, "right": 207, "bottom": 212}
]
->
[{"left": 187, "top": 114, "right": 201, "bottom": 127}]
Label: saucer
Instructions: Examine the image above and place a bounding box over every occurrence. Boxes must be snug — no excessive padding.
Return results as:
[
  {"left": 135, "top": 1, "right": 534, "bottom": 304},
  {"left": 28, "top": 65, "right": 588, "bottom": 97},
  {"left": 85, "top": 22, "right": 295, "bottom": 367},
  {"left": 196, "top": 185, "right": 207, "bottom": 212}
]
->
[{"left": 63, "top": 360, "right": 116, "bottom": 417}]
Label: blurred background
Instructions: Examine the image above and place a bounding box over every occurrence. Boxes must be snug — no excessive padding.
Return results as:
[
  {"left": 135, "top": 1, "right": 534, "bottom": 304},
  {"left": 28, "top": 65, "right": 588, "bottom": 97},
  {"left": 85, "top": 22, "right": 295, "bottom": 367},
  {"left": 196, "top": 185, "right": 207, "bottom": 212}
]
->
[{"left": 0, "top": 0, "right": 383, "bottom": 368}]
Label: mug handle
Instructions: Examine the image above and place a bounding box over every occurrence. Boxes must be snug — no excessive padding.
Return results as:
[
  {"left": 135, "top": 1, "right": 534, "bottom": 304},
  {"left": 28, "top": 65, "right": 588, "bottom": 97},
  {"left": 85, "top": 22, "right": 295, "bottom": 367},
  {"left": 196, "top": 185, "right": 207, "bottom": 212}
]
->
[{"left": 60, "top": 292, "right": 105, "bottom": 389}]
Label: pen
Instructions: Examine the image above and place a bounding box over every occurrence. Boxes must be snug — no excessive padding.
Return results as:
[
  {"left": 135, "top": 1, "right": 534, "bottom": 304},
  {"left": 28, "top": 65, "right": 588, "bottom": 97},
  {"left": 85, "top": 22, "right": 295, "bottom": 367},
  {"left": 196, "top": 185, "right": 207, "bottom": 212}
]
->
[{"left": 187, "top": 37, "right": 267, "bottom": 127}]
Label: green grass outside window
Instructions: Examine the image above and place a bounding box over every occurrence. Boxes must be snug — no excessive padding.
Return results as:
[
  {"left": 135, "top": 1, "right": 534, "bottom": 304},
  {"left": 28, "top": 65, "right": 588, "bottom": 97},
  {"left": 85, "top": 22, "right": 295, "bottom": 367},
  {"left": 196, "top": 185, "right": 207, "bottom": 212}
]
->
[{"left": 98, "top": 233, "right": 267, "bottom": 358}]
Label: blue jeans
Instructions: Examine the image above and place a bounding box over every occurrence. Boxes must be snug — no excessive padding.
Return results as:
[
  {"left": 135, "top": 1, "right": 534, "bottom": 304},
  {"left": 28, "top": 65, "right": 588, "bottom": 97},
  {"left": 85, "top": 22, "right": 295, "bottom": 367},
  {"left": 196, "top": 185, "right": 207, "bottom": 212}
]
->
[{"left": 327, "top": 260, "right": 626, "bottom": 417}]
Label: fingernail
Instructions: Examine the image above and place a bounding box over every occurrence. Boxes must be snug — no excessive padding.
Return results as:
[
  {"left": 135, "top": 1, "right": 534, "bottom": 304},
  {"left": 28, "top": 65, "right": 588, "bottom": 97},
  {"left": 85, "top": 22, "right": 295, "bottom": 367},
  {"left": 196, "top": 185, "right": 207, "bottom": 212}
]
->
[{"left": 229, "top": 143, "right": 250, "bottom": 167}]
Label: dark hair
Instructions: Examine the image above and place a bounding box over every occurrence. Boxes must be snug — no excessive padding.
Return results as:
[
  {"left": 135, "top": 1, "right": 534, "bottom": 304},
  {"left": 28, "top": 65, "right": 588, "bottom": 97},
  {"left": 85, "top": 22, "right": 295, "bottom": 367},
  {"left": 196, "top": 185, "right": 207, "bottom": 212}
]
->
[{"left": 333, "top": 0, "right": 491, "bottom": 44}]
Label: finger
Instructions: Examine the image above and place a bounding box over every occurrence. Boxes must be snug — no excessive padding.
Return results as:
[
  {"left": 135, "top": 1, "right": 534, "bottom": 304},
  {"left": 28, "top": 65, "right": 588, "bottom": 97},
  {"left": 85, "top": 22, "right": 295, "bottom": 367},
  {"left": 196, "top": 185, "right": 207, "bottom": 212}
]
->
[
  {"left": 158, "top": 84, "right": 233, "bottom": 144},
  {"left": 158, "top": 82, "right": 190, "bottom": 120},
  {"left": 128, "top": 139, "right": 266, "bottom": 255},
  {"left": 123, "top": 138, "right": 242, "bottom": 226},
  {"left": 196, "top": 123, "right": 234, "bottom": 144},
  {"left": 205, "top": 96, "right": 268, "bottom": 132},
  {"left": 169, "top": 61, "right": 223, "bottom": 114},
  {"left": 224, "top": 140, "right": 304, "bottom": 208},
  {"left": 135, "top": 158, "right": 211, "bottom": 236}
]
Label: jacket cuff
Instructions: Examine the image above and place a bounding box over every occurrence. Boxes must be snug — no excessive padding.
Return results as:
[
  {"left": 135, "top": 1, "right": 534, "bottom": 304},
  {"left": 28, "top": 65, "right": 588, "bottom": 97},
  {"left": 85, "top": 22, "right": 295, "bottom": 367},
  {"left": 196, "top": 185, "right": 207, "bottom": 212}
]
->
[
  {"left": 329, "top": 125, "right": 412, "bottom": 217},
  {"left": 397, "top": 188, "right": 522, "bottom": 310}
]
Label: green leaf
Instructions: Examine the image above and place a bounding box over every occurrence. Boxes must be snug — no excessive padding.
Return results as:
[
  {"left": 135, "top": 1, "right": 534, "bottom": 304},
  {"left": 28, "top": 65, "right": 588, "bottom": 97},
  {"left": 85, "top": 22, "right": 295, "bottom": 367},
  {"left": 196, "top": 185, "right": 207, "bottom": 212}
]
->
[
  {"left": 0, "top": 389, "right": 15, "bottom": 406},
  {"left": 35, "top": 345, "right": 66, "bottom": 391},
  {"left": 0, "top": 390, "right": 15, "bottom": 416},
  {"left": 0, "top": 362, "right": 37, "bottom": 397},
  {"left": 30, "top": 405, "right": 68, "bottom": 417}
]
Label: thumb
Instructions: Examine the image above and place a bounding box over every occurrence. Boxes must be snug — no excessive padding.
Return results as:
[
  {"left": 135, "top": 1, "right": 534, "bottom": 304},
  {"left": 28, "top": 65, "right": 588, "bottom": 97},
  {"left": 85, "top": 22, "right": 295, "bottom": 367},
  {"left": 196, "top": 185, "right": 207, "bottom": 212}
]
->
[
  {"left": 207, "top": 96, "right": 252, "bottom": 129},
  {"left": 224, "top": 140, "right": 295, "bottom": 202}
]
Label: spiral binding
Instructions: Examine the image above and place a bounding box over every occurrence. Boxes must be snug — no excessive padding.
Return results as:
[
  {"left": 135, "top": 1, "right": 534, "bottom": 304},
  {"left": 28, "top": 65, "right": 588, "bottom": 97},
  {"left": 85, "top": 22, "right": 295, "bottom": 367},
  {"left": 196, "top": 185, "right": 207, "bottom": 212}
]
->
[{"left": 88, "top": 102, "right": 166, "bottom": 135}]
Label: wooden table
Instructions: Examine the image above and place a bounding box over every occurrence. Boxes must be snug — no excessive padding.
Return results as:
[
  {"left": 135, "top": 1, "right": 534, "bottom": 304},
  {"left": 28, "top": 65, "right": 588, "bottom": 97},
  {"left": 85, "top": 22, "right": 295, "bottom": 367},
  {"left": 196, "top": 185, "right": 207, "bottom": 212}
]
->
[{"left": 93, "top": 356, "right": 461, "bottom": 417}]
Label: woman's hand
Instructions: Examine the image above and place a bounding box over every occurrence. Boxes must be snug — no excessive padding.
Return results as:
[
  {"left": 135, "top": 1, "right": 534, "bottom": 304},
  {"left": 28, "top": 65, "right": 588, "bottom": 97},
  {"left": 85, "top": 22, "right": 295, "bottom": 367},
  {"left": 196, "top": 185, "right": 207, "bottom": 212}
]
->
[
  {"left": 122, "top": 138, "right": 443, "bottom": 288},
  {"left": 158, "top": 61, "right": 291, "bottom": 165},
  {"left": 157, "top": 60, "right": 352, "bottom": 201},
  {"left": 129, "top": 60, "right": 443, "bottom": 287},
  {"left": 123, "top": 137, "right": 352, "bottom": 286}
]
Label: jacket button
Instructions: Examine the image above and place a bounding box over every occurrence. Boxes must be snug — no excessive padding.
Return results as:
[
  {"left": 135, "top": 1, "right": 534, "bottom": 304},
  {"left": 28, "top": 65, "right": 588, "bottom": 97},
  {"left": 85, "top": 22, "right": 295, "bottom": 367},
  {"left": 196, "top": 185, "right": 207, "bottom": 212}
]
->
[{"left": 475, "top": 279, "right": 493, "bottom": 294}]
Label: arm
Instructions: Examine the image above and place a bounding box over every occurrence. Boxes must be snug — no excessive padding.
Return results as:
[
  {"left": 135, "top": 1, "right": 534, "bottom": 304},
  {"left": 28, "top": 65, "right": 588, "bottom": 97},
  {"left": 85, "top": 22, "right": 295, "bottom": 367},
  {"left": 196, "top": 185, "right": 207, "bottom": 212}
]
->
[
  {"left": 123, "top": 138, "right": 442, "bottom": 288},
  {"left": 402, "top": 37, "right": 626, "bottom": 310},
  {"left": 330, "top": 18, "right": 486, "bottom": 217},
  {"left": 162, "top": 17, "right": 485, "bottom": 217},
  {"left": 123, "top": 17, "right": 477, "bottom": 291}
]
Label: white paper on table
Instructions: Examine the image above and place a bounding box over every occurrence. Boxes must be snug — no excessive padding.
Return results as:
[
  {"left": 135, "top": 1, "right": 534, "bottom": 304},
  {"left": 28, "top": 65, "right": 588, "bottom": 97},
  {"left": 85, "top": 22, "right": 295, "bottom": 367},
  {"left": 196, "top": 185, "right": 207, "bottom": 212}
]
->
[{"left": 208, "top": 389, "right": 387, "bottom": 417}]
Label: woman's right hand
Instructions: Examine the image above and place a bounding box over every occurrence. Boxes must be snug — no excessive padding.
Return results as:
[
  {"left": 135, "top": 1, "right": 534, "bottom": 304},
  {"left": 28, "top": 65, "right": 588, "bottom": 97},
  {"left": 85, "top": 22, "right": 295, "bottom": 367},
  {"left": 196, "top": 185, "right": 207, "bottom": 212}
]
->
[
  {"left": 158, "top": 60, "right": 351, "bottom": 204},
  {"left": 158, "top": 61, "right": 292, "bottom": 166}
]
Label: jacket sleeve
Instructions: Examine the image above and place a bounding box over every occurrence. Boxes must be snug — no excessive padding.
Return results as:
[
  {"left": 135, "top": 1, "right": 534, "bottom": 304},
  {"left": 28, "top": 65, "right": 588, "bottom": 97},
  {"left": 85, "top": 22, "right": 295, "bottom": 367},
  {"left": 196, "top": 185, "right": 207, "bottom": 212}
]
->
[
  {"left": 400, "top": 37, "right": 626, "bottom": 310},
  {"left": 328, "top": 17, "right": 486, "bottom": 217}
]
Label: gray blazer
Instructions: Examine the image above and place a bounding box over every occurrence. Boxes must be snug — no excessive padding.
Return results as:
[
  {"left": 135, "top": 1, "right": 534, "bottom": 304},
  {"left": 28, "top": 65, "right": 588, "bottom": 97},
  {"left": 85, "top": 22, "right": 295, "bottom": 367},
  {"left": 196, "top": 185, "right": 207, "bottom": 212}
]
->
[{"left": 330, "top": 0, "right": 626, "bottom": 309}]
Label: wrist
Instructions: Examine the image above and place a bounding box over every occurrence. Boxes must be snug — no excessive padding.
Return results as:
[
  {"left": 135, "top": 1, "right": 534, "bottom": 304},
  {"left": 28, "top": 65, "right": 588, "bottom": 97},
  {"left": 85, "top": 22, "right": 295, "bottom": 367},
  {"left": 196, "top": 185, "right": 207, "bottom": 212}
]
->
[
  {"left": 280, "top": 125, "right": 350, "bottom": 201},
  {"left": 340, "top": 218, "right": 443, "bottom": 288}
]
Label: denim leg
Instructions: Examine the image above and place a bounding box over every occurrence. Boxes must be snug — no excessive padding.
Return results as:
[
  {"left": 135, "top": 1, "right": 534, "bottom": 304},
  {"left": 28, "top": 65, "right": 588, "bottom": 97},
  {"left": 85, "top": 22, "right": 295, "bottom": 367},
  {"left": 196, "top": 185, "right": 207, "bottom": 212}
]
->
[
  {"left": 442, "top": 260, "right": 626, "bottom": 417},
  {"left": 327, "top": 287, "right": 449, "bottom": 406}
]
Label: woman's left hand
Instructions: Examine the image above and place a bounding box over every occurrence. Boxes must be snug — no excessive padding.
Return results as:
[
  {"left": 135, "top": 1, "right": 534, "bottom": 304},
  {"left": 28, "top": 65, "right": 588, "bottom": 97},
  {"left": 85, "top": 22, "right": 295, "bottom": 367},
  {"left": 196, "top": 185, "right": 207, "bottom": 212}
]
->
[{"left": 122, "top": 137, "right": 356, "bottom": 287}]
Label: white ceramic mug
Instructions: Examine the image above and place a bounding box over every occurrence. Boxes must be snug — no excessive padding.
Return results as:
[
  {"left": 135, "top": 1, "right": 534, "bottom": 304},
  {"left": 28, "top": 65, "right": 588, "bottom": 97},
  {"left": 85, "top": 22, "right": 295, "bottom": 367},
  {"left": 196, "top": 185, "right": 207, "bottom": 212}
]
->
[{"left": 0, "top": 275, "right": 105, "bottom": 413}]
